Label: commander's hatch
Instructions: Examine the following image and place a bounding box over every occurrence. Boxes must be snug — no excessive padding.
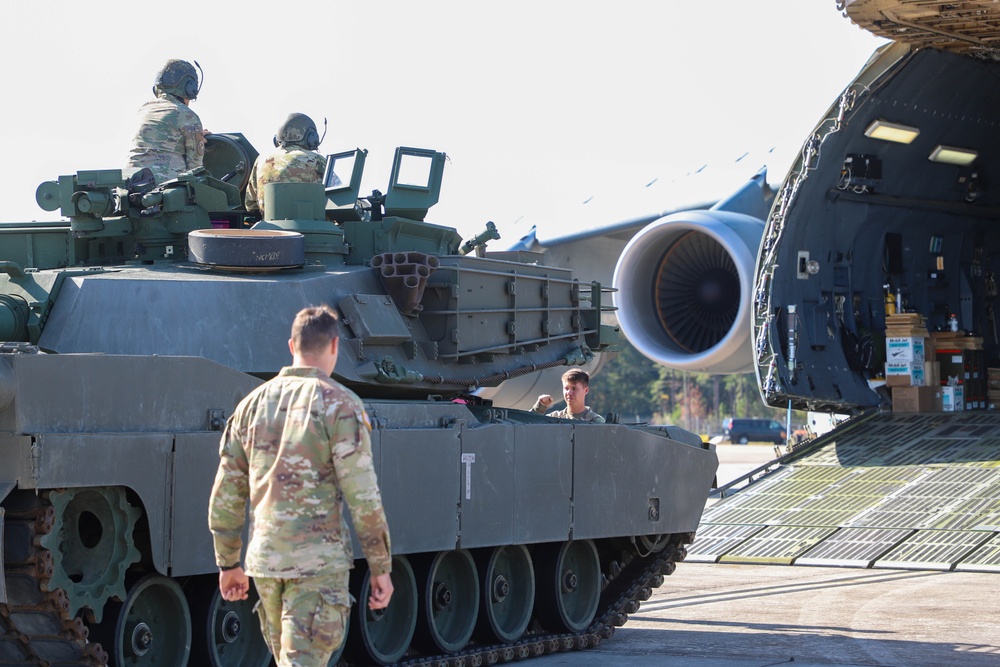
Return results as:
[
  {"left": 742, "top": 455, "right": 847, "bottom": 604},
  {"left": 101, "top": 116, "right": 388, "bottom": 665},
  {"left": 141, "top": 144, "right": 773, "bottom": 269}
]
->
[
  {"left": 324, "top": 148, "right": 367, "bottom": 221},
  {"left": 384, "top": 147, "right": 445, "bottom": 222}
]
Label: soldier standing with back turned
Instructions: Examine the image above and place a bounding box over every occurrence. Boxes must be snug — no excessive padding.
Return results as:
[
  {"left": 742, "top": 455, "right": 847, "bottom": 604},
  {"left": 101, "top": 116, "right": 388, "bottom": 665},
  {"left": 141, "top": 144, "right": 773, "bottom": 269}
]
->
[
  {"left": 125, "top": 59, "right": 207, "bottom": 184},
  {"left": 245, "top": 113, "right": 329, "bottom": 216},
  {"left": 209, "top": 305, "right": 393, "bottom": 666}
]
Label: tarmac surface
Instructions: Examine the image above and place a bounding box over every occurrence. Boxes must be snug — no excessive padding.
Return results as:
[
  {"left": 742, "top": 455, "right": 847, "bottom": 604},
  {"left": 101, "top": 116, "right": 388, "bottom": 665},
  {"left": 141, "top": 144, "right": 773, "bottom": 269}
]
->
[
  {"left": 529, "top": 562, "right": 998, "bottom": 667},
  {"left": 527, "top": 445, "right": 1000, "bottom": 667}
]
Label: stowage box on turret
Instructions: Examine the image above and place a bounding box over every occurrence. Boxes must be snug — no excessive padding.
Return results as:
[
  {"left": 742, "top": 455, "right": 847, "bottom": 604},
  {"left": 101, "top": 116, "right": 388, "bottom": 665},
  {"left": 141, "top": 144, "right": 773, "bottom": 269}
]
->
[{"left": 0, "top": 134, "right": 718, "bottom": 666}]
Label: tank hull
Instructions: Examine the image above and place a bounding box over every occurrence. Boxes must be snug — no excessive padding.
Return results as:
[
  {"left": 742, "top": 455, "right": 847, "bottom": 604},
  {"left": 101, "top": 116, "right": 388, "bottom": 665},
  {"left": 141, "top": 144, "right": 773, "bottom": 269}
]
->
[{"left": 0, "top": 351, "right": 716, "bottom": 665}]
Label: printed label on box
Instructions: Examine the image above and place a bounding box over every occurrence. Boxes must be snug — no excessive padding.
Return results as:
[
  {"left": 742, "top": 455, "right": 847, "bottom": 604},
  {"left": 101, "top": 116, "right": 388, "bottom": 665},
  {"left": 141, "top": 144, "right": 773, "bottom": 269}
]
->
[
  {"left": 886, "top": 362, "right": 925, "bottom": 386},
  {"left": 887, "top": 337, "right": 926, "bottom": 363}
]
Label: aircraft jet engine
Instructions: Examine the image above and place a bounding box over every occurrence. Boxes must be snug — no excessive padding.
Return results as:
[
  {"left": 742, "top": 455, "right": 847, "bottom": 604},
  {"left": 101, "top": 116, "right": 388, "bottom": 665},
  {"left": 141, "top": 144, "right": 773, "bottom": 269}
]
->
[{"left": 613, "top": 209, "right": 764, "bottom": 374}]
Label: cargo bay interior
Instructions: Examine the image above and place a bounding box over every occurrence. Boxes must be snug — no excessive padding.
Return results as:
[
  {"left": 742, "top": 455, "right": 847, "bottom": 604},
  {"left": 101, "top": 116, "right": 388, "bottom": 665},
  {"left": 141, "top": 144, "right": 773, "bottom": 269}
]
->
[
  {"left": 703, "top": 42, "right": 1000, "bottom": 575},
  {"left": 763, "top": 44, "right": 1000, "bottom": 415}
]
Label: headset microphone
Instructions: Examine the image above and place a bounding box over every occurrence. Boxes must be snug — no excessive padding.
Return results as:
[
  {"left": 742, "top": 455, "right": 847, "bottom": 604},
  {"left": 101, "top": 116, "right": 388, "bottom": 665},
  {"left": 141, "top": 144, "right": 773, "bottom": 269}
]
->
[{"left": 193, "top": 60, "right": 204, "bottom": 98}]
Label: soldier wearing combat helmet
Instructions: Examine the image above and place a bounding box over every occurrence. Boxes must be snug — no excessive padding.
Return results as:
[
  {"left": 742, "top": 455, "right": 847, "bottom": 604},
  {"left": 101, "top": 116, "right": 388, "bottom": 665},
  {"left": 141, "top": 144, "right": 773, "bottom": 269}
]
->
[
  {"left": 245, "top": 113, "right": 330, "bottom": 216},
  {"left": 209, "top": 305, "right": 392, "bottom": 666},
  {"left": 126, "top": 59, "right": 207, "bottom": 184}
]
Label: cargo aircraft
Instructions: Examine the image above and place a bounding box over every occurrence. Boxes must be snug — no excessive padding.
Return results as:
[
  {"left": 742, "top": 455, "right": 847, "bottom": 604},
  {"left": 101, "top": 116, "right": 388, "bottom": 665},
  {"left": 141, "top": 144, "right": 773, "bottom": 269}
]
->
[
  {"left": 488, "top": 1, "right": 1000, "bottom": 422},
  {"left": 495, "top": 0, "right": 1000, "bottom": 573}
]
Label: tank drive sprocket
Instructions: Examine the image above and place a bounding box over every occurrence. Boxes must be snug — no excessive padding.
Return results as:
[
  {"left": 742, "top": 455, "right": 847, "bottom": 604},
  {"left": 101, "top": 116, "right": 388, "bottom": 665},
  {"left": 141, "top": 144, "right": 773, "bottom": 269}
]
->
[{"left": 37, "top": 487, "right": 142, "bottom": 623}]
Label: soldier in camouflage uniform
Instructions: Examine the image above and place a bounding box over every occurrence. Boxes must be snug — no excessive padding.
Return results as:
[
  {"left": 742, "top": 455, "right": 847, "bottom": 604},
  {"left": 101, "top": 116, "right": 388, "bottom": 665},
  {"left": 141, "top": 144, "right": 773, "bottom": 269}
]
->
[
  {"left": 245, "top": 113, "right": 329, "bottom": 216},
  {"left": 209, "top": 305, "right": 393, "bottom": 667},
  {"left": 532, "top": 368, "right": 606, "bottom": 422},
  {"left": 126, "top": 59, "right": 206, "bottom": 184}
]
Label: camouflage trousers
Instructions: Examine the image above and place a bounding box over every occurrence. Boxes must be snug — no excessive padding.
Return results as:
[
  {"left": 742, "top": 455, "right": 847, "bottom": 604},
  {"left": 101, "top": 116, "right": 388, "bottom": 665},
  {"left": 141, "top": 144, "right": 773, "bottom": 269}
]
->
[{"left": 254, "top": 572, "right": 351, "bottom": 667}]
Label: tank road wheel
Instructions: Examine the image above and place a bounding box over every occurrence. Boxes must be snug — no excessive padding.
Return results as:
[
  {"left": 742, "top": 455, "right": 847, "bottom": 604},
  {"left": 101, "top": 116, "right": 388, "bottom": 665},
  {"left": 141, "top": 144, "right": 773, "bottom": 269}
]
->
[
  {"left": 535, "top": 540, "right": 601, "bottom": 633},
  {"left": 634, "top": 534, "right": 670, "bottom": 556},
  {"left": 414, "top": 549, "right": 479, "bottom": 654},
  {"left": 37, "top": 487, "right": 142, "bottom": 622},
  {"left": 347, "top": 555, "right": 418, "bottom": 665},
  {"left": 90, "top": 574, "right": 192, "bottom": 667},
  {"left": 474, "top": 545, "right": 534, "bottom": 643},
  {"left": 187, "top": 578, "right": 271, "bottom": 667}
]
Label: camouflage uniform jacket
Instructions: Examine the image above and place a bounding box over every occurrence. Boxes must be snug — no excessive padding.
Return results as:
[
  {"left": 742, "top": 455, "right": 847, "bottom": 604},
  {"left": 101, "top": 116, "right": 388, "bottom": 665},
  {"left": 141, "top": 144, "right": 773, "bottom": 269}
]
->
[
  {"left": 125, "top": 94, "right": 205, "bottom": 184},
  {"left": 530, "top": 400, "right": 605, "bottom": 423},
  {"left": 245, "top": 147, "right": 327, "bottom": 214},
  {"left": 209, "top": 366, "right": 391, "bottom": 578}
]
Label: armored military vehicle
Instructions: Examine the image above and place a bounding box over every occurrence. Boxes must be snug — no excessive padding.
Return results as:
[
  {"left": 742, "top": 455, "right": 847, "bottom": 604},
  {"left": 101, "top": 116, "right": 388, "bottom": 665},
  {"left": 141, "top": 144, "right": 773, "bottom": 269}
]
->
[{"left": 0, "top": 134, "right": 717, "bottom": 666}]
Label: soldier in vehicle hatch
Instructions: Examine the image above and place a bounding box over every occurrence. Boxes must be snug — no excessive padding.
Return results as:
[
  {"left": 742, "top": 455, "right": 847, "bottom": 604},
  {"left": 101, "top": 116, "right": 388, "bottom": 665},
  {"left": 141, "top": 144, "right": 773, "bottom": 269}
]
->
[
  {"left": 532, "top": 368, "right": 606, "bottom": 422},
  {"left": 208, "top": 305, "right": 393, "bottom": 666},
  {"left": 245, "top": 113, "right": 329, "bottom": 215},
  {"left": 126, "top": 59, "right": 207, "bottom": 184}
]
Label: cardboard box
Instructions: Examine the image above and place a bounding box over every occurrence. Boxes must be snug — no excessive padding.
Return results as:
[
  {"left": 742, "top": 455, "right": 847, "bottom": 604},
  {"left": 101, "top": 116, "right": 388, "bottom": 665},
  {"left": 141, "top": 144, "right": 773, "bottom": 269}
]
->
[
  {"left": 893, "top": 385, "right": 942, "bottom": 413},
  {"left": 942, "top": 386, "right": 965, "bottom": 412},
  {"left": 887, "top": 337, "right": 926, "bottom": 363},
  {"left": 886, "top": 362, "right": 925, "bottom": 387}
]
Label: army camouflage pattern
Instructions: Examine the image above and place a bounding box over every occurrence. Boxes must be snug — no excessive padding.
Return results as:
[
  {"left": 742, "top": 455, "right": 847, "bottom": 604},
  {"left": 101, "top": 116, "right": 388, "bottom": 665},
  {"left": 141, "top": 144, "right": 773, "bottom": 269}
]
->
[
  {"left": 208, "top": 366, "right": 391, "bottom": 578},
  {"left": 255, "top": 573, "right": 349, "bottom": 667},
  {"left": 531, "top": 401, "right": 606, "bottom": 423},
  {"left": 125, "top": 94, "right": 205, "bottom": 184},
  {"left": 245, "top": 147, "right": 327, "bottom": 213}
]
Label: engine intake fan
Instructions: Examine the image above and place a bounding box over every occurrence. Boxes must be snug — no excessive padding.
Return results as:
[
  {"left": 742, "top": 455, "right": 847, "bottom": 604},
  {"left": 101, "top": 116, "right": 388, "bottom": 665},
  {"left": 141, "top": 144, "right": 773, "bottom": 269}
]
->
[{"left": 613, "top": 210, "right": 764, "bottom": 374}]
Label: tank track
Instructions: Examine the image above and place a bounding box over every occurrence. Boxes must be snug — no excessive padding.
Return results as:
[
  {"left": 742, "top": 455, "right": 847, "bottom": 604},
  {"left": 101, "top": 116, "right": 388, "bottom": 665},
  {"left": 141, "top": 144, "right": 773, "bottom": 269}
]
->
[
  {"left": 382, "top": 533, "right": 692, "bottom": 667},
  {"left": 1, "top": 486, "right": 691, "bottom": 667},
  {"left": 0, "top": 492, "right": 108, "bottom": 666}
]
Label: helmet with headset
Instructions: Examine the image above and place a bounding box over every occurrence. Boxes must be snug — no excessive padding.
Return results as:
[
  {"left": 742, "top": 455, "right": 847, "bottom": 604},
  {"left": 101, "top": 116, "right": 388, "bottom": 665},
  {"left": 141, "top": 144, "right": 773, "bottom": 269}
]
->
[
  {"left": 153, "top": 59, "right": 202, "bottom": 101},
  {"left": 274, "top": 113, "right": 323, "bottom": 151}
]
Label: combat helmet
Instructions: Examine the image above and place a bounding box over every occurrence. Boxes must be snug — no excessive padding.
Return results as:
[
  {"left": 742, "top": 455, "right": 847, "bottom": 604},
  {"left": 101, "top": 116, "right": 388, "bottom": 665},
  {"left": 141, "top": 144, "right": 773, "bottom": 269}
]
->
[
  {"left": 154, "top": 59, "right": 201, "bottom": 101},
  {"left": 274, "top": 113, "right": 323, "bottom": 151}
]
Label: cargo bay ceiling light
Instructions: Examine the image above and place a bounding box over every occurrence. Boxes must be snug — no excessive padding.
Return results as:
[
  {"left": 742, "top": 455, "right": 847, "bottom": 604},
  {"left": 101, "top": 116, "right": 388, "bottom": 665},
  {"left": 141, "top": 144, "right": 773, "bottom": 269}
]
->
[
  {"left": 864, "top": 119, "right": 920, "bottom": 144},
  {"left": 928, "top": 145, "right": 979, "bottom": 166}
]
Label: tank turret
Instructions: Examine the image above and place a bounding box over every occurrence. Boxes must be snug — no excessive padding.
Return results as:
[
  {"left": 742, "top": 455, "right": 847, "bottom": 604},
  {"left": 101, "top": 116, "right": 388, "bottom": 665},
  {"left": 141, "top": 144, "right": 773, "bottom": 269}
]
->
[{"left": 10, "top": 137, "right": 618, "bottom": 403}]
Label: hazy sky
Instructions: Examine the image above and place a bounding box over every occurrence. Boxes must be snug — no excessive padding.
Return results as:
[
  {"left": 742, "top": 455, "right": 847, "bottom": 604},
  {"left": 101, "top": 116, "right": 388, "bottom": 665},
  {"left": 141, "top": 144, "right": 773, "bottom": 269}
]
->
[{"left": 0, "top": 1, "right": 885, "bottom": 240}]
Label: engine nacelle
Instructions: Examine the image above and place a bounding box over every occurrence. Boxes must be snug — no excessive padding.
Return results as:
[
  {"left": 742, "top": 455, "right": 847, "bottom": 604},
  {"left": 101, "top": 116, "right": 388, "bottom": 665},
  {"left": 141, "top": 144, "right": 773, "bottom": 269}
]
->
[{"left": 613, "top": 209, "right": 764, "bottom": 374}]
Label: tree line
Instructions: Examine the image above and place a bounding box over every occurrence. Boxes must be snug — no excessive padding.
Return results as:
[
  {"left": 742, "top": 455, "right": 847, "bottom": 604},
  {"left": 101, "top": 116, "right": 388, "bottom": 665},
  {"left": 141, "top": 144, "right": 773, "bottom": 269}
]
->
[{"left": 585, "top": 341, "right": 801, "bottom": 434}]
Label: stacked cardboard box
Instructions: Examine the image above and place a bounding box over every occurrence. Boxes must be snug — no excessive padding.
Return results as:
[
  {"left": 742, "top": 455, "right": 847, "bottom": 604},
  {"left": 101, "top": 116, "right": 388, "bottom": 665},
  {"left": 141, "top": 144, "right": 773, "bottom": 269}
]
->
[
  {"left": 941, "top": 385, "right": 965, "bottom": 412},
  {"left": 988, "top": 368, "right": 1000, "bottom": 410},
  {"left": 893, "top": 384, "right": 943, "bottom": 412},
  {"left": 930, "top": 331, "right": 985, "bottom": 410},
  {"left": 885, "top": 314, "right": 941, "bottom": 412},
  {"left": 885, "top": 313, "right": 930, "bottom": 388}
]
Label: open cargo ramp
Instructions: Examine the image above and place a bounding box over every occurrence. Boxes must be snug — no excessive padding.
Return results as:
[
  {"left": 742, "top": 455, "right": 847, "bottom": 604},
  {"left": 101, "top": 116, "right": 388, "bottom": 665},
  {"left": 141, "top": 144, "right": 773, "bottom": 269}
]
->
[{"left": 691, "top": 412, "right": 1000, "bottom": 573}]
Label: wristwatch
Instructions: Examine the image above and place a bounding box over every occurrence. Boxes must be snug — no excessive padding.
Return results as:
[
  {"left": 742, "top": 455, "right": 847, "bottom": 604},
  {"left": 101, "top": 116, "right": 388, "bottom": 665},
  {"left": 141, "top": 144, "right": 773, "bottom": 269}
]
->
[{"left": 219, "top": 563, "right": 240, "bottom": 571}]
